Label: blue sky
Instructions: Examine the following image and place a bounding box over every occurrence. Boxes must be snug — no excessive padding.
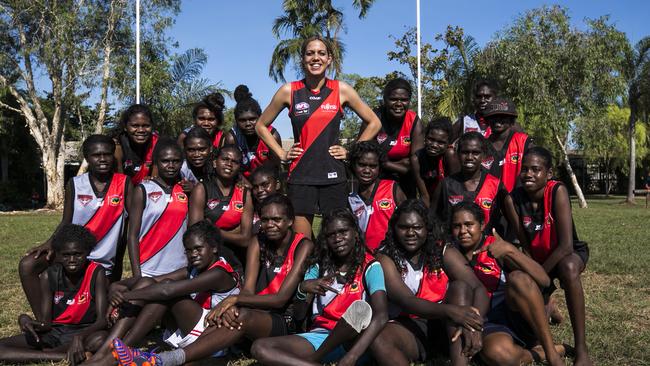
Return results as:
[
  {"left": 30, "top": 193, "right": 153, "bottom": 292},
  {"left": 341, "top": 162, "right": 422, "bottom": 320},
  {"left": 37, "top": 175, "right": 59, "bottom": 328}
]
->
[{"left": 168, "top": 0, "right": 649, "bottom": 138}]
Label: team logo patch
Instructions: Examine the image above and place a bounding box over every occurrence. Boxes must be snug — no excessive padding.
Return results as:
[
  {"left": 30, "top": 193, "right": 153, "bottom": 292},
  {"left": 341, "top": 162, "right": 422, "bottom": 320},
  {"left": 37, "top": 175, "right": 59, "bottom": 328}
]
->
[
  {"left": 479, "top": 264, "right": 495, "bottom": 274},
  {"left": 77, "top": 292, "right": 89, "bottom": 305},
  {"left": 148, "top": 191, "right": 163, "bottom": 202},
  {"left": 207, "top": 199, "right": 220, "bottom": 210},
  {"left": 376, "top": 132, "right": 388, "bottom": 144},
  {"left": 401, "top": 136, "right": 412, "bottom": 145},
  {"left": 509, "top": 153, "right": 520, "bottom": 164},
  {"left": 77, "top": 194, "right": 93, "bottom": 206},
  {"left": 260, "top": 150, "right": 269, "bottom": 158},
  {"left": 349, "top": 281, "right": 360, "bottom": 293},
  {"left": 233, "top": 201, "right": 244, "bottom": 212},
  {"left": 54, "top": 291, "right": 64, "bottom": 304},
  {"left": 377, "top": 199, "right": 393, "bottom": 210},
  {"left": 522, "top": 216, "right": 532, "bottom": 228},
  {"left": 448, "top": 195, "right": 464, "bottom": 205},
  {"left": 294, "top": 102, "right": 310, "bottom": 116},
  {"left": 109, "top": 195, "right": 121, "bottom": 206},
  {"left": 175, "top": 192, "right": 187, "bottom": 202},
  {"left": 320, "top": 103, "right": 338, "bottom": 112},
  {"left": 481, "top": 157, "right": 494, "bottom": 169},
  {"left": 479, "top": 198, "right": 493, "bottom": 210}
]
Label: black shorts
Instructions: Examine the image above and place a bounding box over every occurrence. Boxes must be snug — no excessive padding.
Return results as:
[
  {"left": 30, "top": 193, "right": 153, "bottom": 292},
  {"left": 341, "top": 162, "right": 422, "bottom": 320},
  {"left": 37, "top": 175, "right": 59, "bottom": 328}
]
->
[
  {"left": 269, "top": 312, "right": 297, "bottom": 337},
  {"left": 390, "top": 317, "right": 447, "bottom": 361},
  {"left": 25, "top": 324, "right": 86, "bottom": 349},
  {"left": 484, "top": 301, "right": 537, "bottom": 348},
  {"left": 287, "top": 182, "right": 347, "bottom": 216}
]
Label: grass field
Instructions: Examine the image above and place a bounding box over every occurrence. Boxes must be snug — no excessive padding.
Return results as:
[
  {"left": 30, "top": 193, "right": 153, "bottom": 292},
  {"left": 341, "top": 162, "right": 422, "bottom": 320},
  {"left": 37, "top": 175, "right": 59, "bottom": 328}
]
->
[{"left": 0, "top": 196, "right": 648, "bottom": 365}]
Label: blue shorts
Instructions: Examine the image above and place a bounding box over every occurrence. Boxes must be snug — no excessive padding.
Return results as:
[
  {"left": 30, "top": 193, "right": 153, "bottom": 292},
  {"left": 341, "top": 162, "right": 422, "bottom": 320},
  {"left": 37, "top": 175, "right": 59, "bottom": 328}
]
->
[{"left": 297, "top": 329, "right": 347, "bottom": 363}]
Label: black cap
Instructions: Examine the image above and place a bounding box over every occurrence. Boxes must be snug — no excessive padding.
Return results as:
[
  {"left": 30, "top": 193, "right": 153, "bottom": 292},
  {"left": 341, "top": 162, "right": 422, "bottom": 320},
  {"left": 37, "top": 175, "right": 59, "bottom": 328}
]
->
[{"left": 483, "top": 98, "right": 517, "bottom": 117}]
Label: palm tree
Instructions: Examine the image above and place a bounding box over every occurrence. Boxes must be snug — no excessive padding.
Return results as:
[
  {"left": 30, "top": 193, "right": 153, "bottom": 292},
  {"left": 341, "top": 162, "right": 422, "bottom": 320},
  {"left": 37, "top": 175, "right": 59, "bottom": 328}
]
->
[
  {"left": 623, "top": 37, "right": 650, "bottom": 203},
  {"left": 269, "top": 0, "right": 375, "bottom": 82}
]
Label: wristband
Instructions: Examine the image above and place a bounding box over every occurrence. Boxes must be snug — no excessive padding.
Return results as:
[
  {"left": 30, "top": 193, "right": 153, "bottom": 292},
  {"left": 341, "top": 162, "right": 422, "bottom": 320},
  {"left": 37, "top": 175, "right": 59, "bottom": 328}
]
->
[{"left": 296, "top": 282, "right": 307, "bottom": 300}]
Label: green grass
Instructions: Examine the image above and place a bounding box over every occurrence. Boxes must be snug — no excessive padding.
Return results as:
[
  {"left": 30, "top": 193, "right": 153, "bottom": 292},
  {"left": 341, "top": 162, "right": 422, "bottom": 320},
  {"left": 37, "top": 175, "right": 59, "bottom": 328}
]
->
[{"left": 1, "top": 196, "right": 649, "bottom": 365}]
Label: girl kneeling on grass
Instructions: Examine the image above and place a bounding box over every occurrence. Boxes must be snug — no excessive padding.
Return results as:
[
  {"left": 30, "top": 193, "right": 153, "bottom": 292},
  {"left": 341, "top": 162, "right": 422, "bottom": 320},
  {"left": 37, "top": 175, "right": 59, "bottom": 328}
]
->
[
  {"left": 0, "top": 224, "right": 108, "bottom": 365},
  {"left": 113, "top": 194, "right": 313, "bottom": 365},
  {"left": 371, "top": 199, "right": 488, "bottom": 366},
  {"left": 503, "top": 146, "right": 591, "bottom": 366},
  {"left": 251, "top": 208, "right": 388, "bottom": 366},
  {"left": 451, "top": 202, "right": 565, "bottom": 366}
]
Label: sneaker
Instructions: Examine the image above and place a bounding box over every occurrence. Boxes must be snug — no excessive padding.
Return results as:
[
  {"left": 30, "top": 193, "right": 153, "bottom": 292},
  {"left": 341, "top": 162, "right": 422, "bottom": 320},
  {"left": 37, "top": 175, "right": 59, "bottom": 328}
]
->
[
  {"left": 341, "top": 300, "right": 372, "bottom": 333},
  {"left": 130, "top": 351, "right": 162, "bottom": 366},
  {"left": 111, "top": 338, "right": 146, "bottom": 366}
]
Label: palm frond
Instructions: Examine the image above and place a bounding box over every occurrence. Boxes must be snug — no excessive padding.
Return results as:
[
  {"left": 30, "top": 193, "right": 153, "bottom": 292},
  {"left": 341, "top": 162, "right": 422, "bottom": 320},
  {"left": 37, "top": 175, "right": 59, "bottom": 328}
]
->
[
  {"left": 352, "top": 0, "right": 375, "bottom": 18},
  {"left": 170, "top": 48, "right": 208, "bottom": 84}
]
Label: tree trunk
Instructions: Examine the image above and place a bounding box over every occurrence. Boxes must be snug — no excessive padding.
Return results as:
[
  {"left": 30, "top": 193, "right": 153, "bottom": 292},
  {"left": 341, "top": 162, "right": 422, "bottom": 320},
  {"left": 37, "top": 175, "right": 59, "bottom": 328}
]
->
[
  {"left": 604, "top": 158, "right": 610, "bottom": 197},
  {"left": 42, "top": 140, "right": 66, "bottom": 210},
  {"left": 626, "top": 103, "right": 637, "bottom": 204},
  {"left": 555, "top": 134, "right": 588, "bottom": 208}
]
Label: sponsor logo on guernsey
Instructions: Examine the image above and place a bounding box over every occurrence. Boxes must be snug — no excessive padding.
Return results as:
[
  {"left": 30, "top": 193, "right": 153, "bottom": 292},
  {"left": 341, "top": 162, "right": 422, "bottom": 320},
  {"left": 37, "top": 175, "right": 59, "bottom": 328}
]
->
[
  {"left": 448, "top": 195, "right": 464, "bottom": 205},
  {"left": 353, "top": 205, "right": 365, "bottom": 217},
  {"left": 148, "top": 191, "right": 163, "bottom": 202},
  {"left": 389, "top": 140, "right": 397, "bottom": 146},
  {"left": 233, "top": 201, "right": 244, "bottom": 212},
  {"left": 327, "top": 172, "right": 338, "bottom": 179},
  {"left": 176, "top": 192, "right": 187, "bottom": 202},
  {"left": 309, "top": 95, "right": 321, "bottom": 100},
  {"left": 376, "top": 132, "right": 388, "bottom": 144},
  {"left": 66, "top": 299, "right": 75, "bottom": 305},
  {"left": 207, "top": 199, "right": 220, "bottom": 210},
  {"left": 377, "top": 198, "right": 393, "bottom": 210},
  {"left": 320, "top": 103, "right": 338, "bottom": 112},
  {"left": 349, "top": 281, "right": 360, "bottom": 293},
  {"left": 295, "top": 102, "right": 310, "bottom": 116},
  {"left": 481, "top": 157, "right": 494, "bottom": 169},
  {"left": 479, "top": 198, "right": 493, "bottom": 210},
  {"left": 78, "top": 292, "right": 89, "bottom": 305},
  {"left": 509, "top": 153, "right": 520, "bottom": 164},
  {"left": 77, "top": 194, "right": 93, "bottom": 206},
  {"left": 54, "top": 291, "right": 64, "bottom": 304},
  {"left": 109, "top": 195, "right": 121, "bottom": 206},
  {"left": 401, "top": 136, "right": 412, "bottom": 145},
  {"left": 522, "top": 216, "right": 532, "bottom": 228},
  {"left": 465, "top": 127, "right": 478, "bottom": 133}
]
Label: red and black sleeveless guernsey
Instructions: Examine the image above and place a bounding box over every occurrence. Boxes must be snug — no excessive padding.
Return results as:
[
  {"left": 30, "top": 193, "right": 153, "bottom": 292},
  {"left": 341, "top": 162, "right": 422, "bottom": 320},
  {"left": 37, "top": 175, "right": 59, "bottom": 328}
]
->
[
  {"left": 256, "top": 232, "right": 306, "bottom": 295},
  {"left": 439, "top": 171, "right": 503, "bottom": 230},
  {"left": 231, "top": 126, "right": 276, "bottom": 178},
  {"left": 311, "top": 253, "right": 377, "bottom": 330},
  {"left": 138, "top": 180, "right": 188, "bottom": 277},
  {"left": 202, "top": 180, "right": 247, "bottom": 231},
  {"left": 119, "top": 132, "right": 159, "bottom": 185},
  {"left": 182, "top": 125, "right": 224, "bottom": 148},
  {"left": 469, "top": 235, "right": 506, "bottom": 309},
  {"left": 189, "top": 257, "right": 241, "bottom": 309},
  {"left": 376, "top": 110, "right": 417, "bottom": 161},
  {"left": 71, "top": 173, "right": 127, "bottom": 273},
  {"left": 288, "top": 79, "right": 345, "bottom": 185},
  {"left": 416, "top": 149, "right": 445, "bottom": 196},
  {"left": 511, "top": 180, "right": 582, "bottom": 264},
  {"left": 462, "top": 113, "right": 491, "bottom": 138},
  {"left": 483, "top": 131, "right": 530, "bottom": 193},
  {"left": 388, "top": 257, "right": 449, "bottom": 319},
  {"left": 348, "top": 179, "right": 397, "bottom": 252},
  {"left": 49, "top": 261, "right": 101, "bottom": 325}
]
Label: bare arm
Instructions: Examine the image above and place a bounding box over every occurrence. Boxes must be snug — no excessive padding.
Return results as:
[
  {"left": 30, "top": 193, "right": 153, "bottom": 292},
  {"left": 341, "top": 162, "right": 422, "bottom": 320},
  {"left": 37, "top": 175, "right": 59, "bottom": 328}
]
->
[
  {"left": 394, "top": 185, "right": 406, "bottom": 206},
  {"left": 256, "top": 84, "right": 292, "bottom": 161},
  {"left": 340, "top": 81, "right": 381, "bottom": 141},
  {"left": 126, "top": 185, "right": 145, "bottom": 278},
  {"left": 188, "top": 183, "right": 207, "bottom": 225},
  {"left": 443, "top": 147, "right": 460, "bottom": 176},
  {"left": 443, "top": 246, "right": 489, "bottom": 317},
  {"left": 242, "top": 237, "right": 262, "bottom": 295},
  {"left": 541, "top": 185, "right": 575, "bottom": 273}
]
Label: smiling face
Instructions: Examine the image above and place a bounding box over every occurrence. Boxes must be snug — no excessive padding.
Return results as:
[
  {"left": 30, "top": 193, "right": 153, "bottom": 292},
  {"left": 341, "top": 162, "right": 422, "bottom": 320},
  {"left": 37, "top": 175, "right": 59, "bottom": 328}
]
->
[
  {"left": 86, "top": 142, "right": 115, "bottom": 176},
  {"left": 235, "top": 110, "right": 259, "bottom": 136},
  {"left": 458, "top": 138, "right": 484, "bottom": 175},
  {"left": 385, "top": 88, "right": 411, "bottom": 120},
  {"left": 56, "top": 241, "right": 89, "bottom": 275},
  {"left": 184, "top": 137, "right": 211, "bottom": 169},
  {"left": 184, "top": 233, "right": 217, "bottom": 272},
  {"left": 394, "top": 211, "right": 427, "bottom": 255},
  {"left": 125, "top": 112, "right": 153, "bottom": 145},
  {"left": 352, "top": 151, "right": 380, "bottom": 186},
  {"left": 302, "top": 39, "right": 332, "bottom": 77},
  {"left": 214, "top": 148, "right": 241, "bottom": 180},
  {"left": 156, "top": 147, "right": 183, "bottom": 180},
  {"left": 520, "top": 154, "right": 552, "bottom": 194},
  {"left": 424, "top": 128, "right": 449, "bottom": 157},
  {"left": 195, "top": 108, "right": 219, "bottom": 135},
  {"left": 324, "top": 218, "right": 357, "bottom": 259},
  {"left": 474, "top": 85, "right": 494, "bottom": 113},
  {"left": 260, "top": 203, "right": 293, "bottom": 241},
  {"left": 451, "top": 209, "right": 483, "bottom": 252},
  {"left": 251, "top": 173, "right": 279, "bottom": 203}
]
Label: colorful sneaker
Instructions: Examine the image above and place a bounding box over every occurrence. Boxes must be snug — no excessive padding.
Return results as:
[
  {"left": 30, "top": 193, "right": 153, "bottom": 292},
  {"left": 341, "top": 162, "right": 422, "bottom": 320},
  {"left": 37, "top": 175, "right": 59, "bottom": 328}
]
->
[
  {"left": 111, "top": 338, "right": 143, "bottom": 366},
  {"left": 130, "top": 351, "right": 162, "bottom": 366}
]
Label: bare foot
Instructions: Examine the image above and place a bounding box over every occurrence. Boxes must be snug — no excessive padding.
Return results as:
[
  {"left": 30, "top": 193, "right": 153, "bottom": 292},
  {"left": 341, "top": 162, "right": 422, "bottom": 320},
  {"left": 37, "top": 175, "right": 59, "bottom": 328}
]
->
[
  {"left": 530, "top": 344, "right": 566, "bottom": 366},
  {"left": 574, "top": 350, "right": 593, "bottom": 366},
  {"left": 546, "top": 297, "right": 564, "bottom": 325}
]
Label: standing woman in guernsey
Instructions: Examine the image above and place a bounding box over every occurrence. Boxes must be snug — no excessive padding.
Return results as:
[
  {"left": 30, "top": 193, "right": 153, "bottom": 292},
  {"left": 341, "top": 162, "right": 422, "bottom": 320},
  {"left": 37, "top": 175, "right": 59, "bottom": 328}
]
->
[
  {"left": 114, "top": 104, "right": 159, "bottom": 185},
  {"left": 361, "top": 77, "right": 424, "bottom": 198},
  {"left": 256, "top": 35, "right": 382, "bottom": 238}
]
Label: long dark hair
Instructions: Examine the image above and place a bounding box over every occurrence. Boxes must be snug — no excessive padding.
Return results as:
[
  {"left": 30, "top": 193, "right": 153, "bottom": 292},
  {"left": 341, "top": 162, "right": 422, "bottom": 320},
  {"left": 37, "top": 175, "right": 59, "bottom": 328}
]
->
[
  {"left": 378, "top": 199, "right": 446, "bottom": 275},
  {"left": 312, "top": 208, "right": 366, "bottom": 284},
  {"left": 257, "top": 194, "right": 294, "bottom": 265}
]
